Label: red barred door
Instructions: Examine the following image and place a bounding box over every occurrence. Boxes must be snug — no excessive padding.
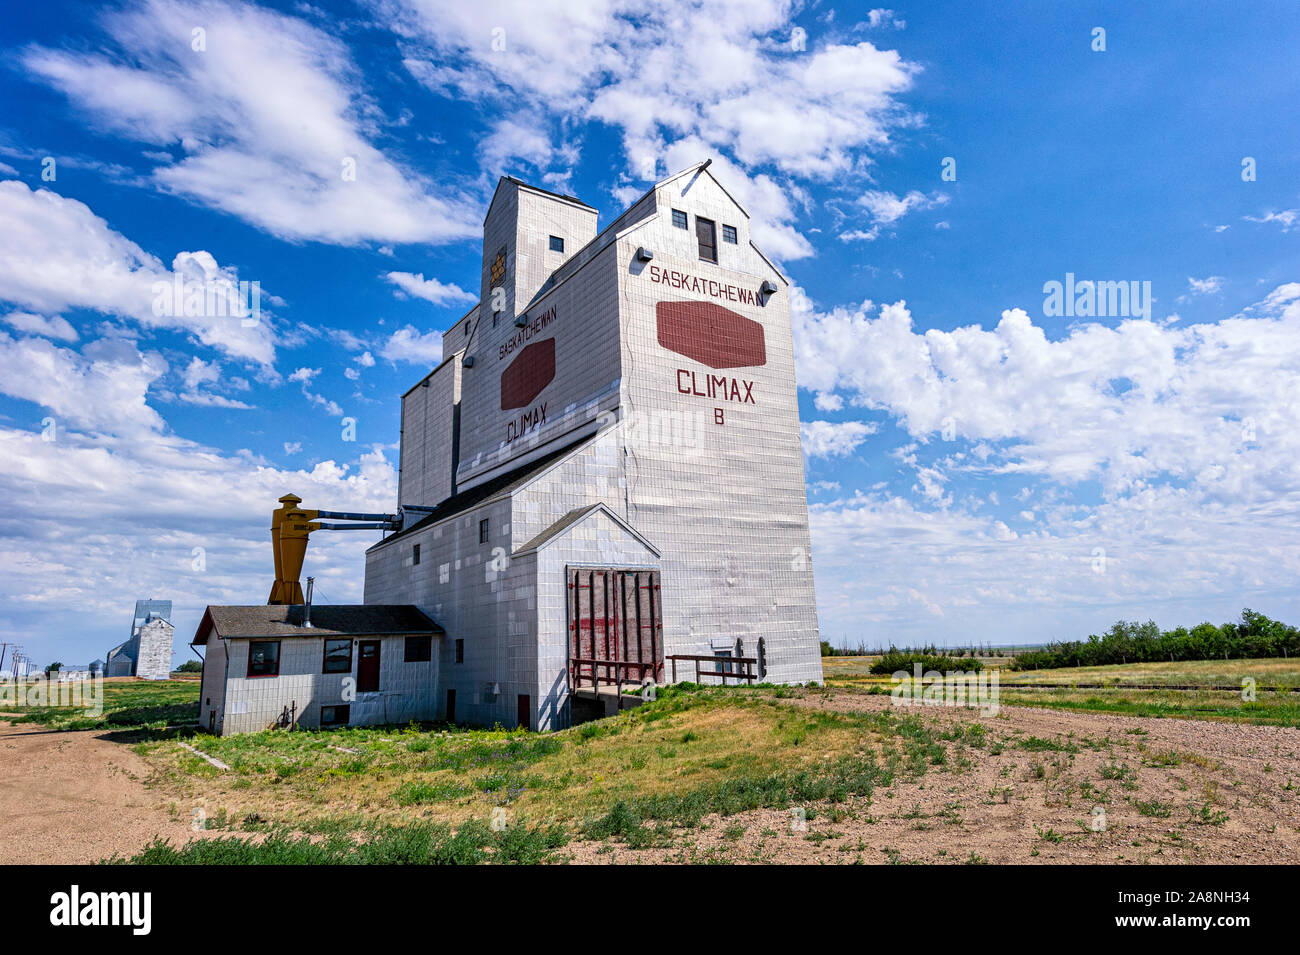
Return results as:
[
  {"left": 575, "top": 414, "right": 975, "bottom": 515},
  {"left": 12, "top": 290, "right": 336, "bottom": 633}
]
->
[{"left": 568, "top": 568, "right": 662, "bottom": 688}]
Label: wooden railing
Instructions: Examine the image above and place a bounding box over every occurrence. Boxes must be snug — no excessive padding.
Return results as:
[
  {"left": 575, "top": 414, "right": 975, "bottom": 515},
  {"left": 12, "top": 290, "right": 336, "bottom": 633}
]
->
[
  {"left": 666, "top": 654, "right": 758, "bottom": 685},
  {"left": 569, "top": 658, "right": 662, "bottom": 695}
]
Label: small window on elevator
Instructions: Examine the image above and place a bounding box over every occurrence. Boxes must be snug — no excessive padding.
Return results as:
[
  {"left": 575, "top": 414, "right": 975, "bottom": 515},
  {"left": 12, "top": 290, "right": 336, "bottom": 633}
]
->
[
  {"left": 696, "top": 217, "right": 717, "bottom": 263},
  {"left": 549, "top": 235, "right": 564, "bottom": 253}
]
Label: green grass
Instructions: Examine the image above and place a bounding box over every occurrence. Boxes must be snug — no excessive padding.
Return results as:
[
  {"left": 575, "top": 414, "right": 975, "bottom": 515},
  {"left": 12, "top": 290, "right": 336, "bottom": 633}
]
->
[
  {"left": 1018, "top": 735, "right": 1080, "bottom": 754},
  {"left": 136, "top": 685, "right": 955, "bottom": 854},
  {"left": 579, "top": 747, "right": 893, "bottom": 841},
  {"left": 0, "top": 680, "right": 199, "bottom": 732},
  {"left": 996, "top": 686, "right": 1300, "bottom": 727},
  {"left": 1001, "top": 657, "right": 1300, "bottom": 687},
  {"left": 106, "top": 818, "right": 569, "bottom": 865},
  {"left": 1132, "top": 799, "right": 1173, "bottom": 818}
]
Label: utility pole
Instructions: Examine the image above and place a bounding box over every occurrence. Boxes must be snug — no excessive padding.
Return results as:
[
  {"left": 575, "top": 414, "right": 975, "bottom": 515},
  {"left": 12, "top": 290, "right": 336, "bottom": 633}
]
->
[{"left": 0, "top": 642, "right": 10, "bottom": 676}]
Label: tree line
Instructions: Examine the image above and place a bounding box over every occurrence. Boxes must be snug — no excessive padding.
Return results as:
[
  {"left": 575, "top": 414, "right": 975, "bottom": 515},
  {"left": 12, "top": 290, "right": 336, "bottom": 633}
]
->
[{"left": 1009, "top": 609, "right": 1298, "bottom": 671}]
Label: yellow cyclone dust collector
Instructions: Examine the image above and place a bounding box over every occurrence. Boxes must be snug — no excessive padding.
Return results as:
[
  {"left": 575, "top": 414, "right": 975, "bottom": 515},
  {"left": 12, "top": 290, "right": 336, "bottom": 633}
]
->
[{"left": 267, "top": 494, "right": 401, "bottom": 605}]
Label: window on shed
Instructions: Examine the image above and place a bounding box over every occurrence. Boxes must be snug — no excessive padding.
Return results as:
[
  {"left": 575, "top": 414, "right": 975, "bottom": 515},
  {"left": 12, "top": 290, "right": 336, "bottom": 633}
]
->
[
  {"left": 696, "top": 217, "right": 717, "bottom": 263},
  {"left": 455, "top": 638, "right": 464, "bottom": 663},
  {"left": 671, "top": 209, "right": 688, "bottom": 229},
  {"left": 412, "top": 543, "right": 420, "bottom": 565},
  {"left": 549, "top": 235, "right": 564, "bottom": 253},
  {"left": 479, "top": 518, "right": 490, "bottom": 544},
  {"left": 321, "top": 704, "right": 350, "bottom": 726},
  {"left": 722, "top": 224, "right": 738, "bottom": 244},
  {"left": 322, "top": 638, "right": 352, "bottom": 674},
  {"left": 247, "top": 640, "right": 280, "bottom": 678},
  {"left": 404, "top": 635, "right": 432, "bottom": 662}
]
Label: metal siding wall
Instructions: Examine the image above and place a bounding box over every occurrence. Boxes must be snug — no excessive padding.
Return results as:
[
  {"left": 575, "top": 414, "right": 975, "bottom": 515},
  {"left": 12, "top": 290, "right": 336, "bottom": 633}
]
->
[
  {"left": 364, "top": 495, "right": 528, "bottom": 729},
  {"left": 201, "top": 636, "right": 228, "bottom": 732},
  {"left": 399, "top": 356, "right": 460, "bottom": 512},
  {"left": 617, "top": 175, "right": 823, "bottom": 684},
  {"left": 218, "top": 635, "right": 440, "bottom": 735},
  {"left": 136, "top": 619, "right": 174, "bottom": 680},
  {"left": 457, "top": 241, "right": 622, "bottom": 488}
]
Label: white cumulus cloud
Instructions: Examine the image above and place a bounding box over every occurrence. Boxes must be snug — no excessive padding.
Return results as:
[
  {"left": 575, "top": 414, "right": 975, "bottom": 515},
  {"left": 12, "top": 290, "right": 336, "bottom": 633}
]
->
[
  {"left": 22, "top": 0, "right": 478, "bottom": 246},
  {"left": 384, "top": 271, "right": 477, "bottom": 306},
  {"left": 800, "top": 419, "right": 878, "bottom": 458},
  {"left": 0, "top": 181, "right": 275, "bottom": 366}
]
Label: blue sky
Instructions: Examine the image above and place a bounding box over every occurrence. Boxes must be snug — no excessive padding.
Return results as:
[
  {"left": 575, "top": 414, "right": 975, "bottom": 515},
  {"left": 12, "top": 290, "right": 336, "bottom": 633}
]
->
[{"left": 0, "top": 0, "right": 1297, "bottom": 667}]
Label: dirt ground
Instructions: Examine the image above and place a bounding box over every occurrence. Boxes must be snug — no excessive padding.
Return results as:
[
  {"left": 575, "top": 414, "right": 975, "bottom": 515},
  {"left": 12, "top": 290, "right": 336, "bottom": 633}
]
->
[
  {"left": 562, "top": 691, "right": 1300, "bottom": 864},
  {"left": 0, "top": 721, "right": 201, "bottom": 864},
  {"left": 5, "top": 690, "right": 1299, "bottom": 864}
]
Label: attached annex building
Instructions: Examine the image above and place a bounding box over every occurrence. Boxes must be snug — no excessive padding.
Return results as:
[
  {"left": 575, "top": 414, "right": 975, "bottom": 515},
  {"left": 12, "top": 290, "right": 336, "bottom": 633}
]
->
[
  {"left": 195, "top": 163, "right": 823, "bottom": 735},
  {"left": 194, "top": 605, "right": 441, "bottom": 735}
]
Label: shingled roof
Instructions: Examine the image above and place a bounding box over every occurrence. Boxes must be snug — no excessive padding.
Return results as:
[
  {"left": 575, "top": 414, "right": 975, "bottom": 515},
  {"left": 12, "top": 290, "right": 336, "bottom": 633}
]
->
[{"left": 192, "top": 604, "right": 442, "bottom": 644}]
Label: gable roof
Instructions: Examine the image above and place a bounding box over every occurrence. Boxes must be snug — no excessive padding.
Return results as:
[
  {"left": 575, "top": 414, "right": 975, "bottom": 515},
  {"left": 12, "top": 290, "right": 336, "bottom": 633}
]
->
[
  {"left": 193, "top": 605, "right": 442, "bottom": 644},
  {"left": 483, "top": 176, "right": 596, "bottom": 226},
  {"left": 515, "top": 502, "right": 660, "bottom": 558},
  {"left": 655, "top": 160, "right": 750, "bottom": 219}
]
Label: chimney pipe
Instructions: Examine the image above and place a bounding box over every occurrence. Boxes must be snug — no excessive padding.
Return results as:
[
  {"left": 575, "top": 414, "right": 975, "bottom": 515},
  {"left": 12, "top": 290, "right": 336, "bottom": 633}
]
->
[{"left": 303, "top": 576, "right": 314, "bottom": 628}]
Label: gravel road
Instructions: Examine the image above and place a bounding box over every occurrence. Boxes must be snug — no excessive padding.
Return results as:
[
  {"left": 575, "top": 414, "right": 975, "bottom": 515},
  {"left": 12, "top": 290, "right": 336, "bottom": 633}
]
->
[{"left": 0, "top": 721, "right": 199, "bottom": 864}]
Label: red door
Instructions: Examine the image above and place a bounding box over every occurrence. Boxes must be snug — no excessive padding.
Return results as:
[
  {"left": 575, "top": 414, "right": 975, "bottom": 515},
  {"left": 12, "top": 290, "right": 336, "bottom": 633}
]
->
[{"left": 357, "top": 640, "right": 380, "bottom": 693}]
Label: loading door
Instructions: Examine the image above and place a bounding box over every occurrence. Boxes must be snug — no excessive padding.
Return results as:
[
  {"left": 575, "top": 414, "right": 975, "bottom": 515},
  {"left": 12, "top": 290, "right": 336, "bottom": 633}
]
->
[{"left": 568, "top": 568, "right": 663, "bottom": 689}]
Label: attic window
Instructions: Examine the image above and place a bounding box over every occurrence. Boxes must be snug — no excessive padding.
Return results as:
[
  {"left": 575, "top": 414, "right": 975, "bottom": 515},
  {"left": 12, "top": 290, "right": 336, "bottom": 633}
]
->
[
  {"left": 696, "top": 216, "right": 717, "bottom": 263},
  {"left": 671, "top": 209, "right": 688, "bottom": 229},
  {"left": 722, "top": 224, "right": 738, "bottom": 244},
  {"left": 549, "top": 235, "right": 564, "bottom": 253}
]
